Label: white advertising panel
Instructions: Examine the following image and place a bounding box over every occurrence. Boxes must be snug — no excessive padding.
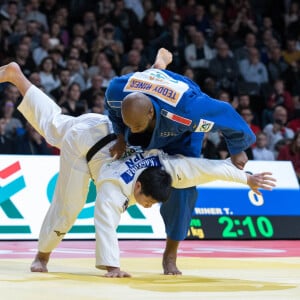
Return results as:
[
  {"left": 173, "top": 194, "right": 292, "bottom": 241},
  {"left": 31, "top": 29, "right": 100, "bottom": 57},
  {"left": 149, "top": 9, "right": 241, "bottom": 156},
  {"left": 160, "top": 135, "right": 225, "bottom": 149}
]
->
[{"left": 0, "top": 155, "right": 298, "bottom": 240}]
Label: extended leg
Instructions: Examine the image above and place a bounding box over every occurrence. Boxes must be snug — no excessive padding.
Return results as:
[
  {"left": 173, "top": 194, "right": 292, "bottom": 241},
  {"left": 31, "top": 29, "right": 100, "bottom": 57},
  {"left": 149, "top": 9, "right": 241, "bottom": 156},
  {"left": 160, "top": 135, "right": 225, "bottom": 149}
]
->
[
  {"left": 0, "top": 62, "right": 31, "bottom": 96},
  {"left": 31, "top": 126, "right": 91, "bottom": 272},
  {"left": 163, "top": 238, "right": 181, "bottom": 275},
  {"left": 160, "top": 187, "right": 198, "bottom": 275}
]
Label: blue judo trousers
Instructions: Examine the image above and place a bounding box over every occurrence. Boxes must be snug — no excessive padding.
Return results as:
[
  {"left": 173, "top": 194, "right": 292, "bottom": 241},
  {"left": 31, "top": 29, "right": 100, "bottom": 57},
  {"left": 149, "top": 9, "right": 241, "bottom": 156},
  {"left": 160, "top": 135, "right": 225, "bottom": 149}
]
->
[{"left": 105, "top": 68, "right": 256, "bottom": 240}]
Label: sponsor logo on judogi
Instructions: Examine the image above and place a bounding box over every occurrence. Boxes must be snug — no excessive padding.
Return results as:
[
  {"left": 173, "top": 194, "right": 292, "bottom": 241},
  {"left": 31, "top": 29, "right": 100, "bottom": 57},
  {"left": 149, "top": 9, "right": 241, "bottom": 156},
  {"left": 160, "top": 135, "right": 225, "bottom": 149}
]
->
[{"left": 195, "top": 119, "right": 214, "bottom": 132}]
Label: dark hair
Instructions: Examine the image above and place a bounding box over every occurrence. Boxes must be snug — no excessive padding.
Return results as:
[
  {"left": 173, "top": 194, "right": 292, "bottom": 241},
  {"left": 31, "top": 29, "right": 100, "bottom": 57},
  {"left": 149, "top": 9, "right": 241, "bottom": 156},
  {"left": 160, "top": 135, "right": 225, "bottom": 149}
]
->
[{"left": 137, "top": 167, "right": 172, "bottom": 203}]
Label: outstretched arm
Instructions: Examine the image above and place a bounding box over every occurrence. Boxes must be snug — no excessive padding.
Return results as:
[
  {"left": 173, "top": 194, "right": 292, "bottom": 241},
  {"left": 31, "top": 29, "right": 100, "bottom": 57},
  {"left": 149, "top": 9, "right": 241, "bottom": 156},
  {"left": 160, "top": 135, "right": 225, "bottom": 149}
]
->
[
  {"left": 160, "top": 153, "right": 276, "bottom": 195},
  {"left": 0, "top": 62, "right": 32, "bottom": 96},
  {"left": 94, "top": 182, "right": 132, "bottom": 278}
]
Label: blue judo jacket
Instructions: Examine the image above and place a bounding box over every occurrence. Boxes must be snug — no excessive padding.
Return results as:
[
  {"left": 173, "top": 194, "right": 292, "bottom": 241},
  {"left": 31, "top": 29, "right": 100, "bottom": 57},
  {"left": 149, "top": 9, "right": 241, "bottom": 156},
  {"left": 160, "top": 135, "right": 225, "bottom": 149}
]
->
[{"left": 105, "top": 68, "right": 256, "bottom": 157}]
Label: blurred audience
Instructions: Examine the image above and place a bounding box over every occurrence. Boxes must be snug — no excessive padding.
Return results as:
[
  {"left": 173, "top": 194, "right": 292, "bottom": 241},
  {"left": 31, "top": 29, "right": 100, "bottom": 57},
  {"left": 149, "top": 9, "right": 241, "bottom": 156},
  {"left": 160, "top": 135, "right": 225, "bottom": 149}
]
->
[
  {"left": 184, "top": 30, "right": 213, "bottom": 84},
  {"left": 208, "top": 41, "right": 239, "bottom": 95},
  {"left": 60, "top": 82, "right": 87, "bottom": 116},
  {"left": 0, "top": 117, "right": 16, "bottom": 154},
  {"left": 0, "top": 0, "right": 298, "bottom": 169},
  {"left": 15, "top": 121, "right": 52, "bottom": 155},
  {"left": 0, "top": 99, "right": 23, "bottom": 139}
]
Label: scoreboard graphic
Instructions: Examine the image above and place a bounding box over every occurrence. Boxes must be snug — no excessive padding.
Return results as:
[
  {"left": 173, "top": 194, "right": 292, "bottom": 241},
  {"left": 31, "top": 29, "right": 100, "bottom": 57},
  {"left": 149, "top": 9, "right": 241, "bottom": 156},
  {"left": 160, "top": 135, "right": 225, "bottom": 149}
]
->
[{"left": 188, "top": 161, "right": 300, "bottom": 240}]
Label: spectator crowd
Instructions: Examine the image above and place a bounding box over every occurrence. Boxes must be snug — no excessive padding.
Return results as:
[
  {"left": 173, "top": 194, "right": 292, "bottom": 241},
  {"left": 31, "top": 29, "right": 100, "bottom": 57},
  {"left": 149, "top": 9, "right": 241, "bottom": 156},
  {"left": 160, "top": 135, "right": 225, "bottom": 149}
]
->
[{"left": 0, "top": 0, "right": 299, "bottom": 182}]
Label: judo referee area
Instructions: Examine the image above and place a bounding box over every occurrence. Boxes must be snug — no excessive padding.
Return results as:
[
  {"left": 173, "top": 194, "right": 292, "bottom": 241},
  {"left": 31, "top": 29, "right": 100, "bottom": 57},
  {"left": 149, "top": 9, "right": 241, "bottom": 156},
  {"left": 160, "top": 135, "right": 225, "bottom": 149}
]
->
[{"left": 0, "top": 239, "right": 299, "bottom": 300}]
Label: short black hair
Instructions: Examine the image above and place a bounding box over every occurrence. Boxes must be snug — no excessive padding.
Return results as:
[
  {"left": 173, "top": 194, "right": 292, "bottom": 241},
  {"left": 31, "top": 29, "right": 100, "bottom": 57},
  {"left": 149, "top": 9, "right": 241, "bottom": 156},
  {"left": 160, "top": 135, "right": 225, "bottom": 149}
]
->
[{"left": 137, "top": 167, "right": 172, "bottom": 203}]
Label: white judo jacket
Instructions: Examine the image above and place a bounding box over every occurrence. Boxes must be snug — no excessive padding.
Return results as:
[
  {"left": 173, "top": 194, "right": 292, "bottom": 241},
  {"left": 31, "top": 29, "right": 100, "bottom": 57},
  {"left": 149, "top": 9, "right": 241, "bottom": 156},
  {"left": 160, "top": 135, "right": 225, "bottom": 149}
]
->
[{"left": 18, "top": 85, "right": 247, "bottom": 270}]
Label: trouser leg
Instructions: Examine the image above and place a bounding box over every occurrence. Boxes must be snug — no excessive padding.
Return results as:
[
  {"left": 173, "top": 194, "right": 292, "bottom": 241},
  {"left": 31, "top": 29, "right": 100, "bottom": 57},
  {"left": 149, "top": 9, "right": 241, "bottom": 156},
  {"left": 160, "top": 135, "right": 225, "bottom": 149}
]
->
[
  {"left": 37, "top": 136, "right": 90, "bottom": 252},
  {"left": 18, "top": 85, "right": 76, "bottom": 148},
  {"left": 160, "top": 187, "right": 198, "bottom": 241}
]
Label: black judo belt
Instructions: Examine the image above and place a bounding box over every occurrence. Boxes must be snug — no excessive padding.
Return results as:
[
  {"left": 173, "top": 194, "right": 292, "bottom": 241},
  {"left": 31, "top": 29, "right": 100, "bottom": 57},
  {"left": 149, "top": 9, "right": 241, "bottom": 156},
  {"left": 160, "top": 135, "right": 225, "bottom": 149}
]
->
[{"left": 86, "top": 133, "right": 117, "bottom": 162}]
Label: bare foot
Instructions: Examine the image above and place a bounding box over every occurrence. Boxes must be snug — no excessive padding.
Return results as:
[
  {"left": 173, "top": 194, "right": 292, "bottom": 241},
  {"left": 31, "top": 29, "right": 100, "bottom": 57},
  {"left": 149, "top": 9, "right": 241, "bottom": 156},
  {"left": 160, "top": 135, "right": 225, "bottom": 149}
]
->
[
  {"left": 0, "top": 62, "right": 31, "bottom": 96},
  {"left": 104, "top": 267, "right": 132, "bottom": 278},
  {"left": 0, "top": 62, "right": 21, "bottom": 84},
  {"left": 153, "top": 48, "right": 173, "bottom": 69},
  {"left": 158, "top": 48, "right": 173, "bottom": 65},
  {"left": 30, "top": 252, "right": 50, "bottom": 272},
  {"left": 162, "top": 253, "right": 182, "bottom": 275}
]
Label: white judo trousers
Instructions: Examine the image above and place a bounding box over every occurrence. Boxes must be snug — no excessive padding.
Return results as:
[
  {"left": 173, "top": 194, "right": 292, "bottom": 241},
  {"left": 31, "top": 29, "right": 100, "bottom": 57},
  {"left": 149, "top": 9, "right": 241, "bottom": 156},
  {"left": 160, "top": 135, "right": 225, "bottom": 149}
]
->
[{"left": 18, "top": 85, "right": 113, "bottom": 254}]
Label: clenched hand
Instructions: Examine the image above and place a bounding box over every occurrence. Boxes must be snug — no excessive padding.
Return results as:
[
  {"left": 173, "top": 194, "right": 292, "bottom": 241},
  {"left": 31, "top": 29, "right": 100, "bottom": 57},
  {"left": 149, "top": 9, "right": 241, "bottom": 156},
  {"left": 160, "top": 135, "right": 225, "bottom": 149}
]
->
[
  {"left": 231, "top": 151, "right": 248, "bottom": 170},
  {"left": 109, "top": 134, "right": 126, "bottom": 159}
]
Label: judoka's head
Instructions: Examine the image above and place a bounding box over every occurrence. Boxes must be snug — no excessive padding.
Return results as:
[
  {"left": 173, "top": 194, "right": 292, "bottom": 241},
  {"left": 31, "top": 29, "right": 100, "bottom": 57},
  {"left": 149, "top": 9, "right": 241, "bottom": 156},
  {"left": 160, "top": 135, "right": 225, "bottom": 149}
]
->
[
  {"left": 121, "top": 92, "right": 155, "bottom": 133},
  {"left": 134, "top": 167, "right": 172, "bottom": 207}
]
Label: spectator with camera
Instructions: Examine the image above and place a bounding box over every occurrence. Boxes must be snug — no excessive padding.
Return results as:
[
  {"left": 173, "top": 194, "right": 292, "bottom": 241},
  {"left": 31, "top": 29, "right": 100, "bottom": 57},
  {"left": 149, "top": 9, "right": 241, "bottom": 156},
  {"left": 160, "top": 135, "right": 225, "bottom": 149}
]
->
[
  {"left": 267, "top": 79, "right": 294, "bottom": 116},
  {"left": 92, "top": 22, "right": 124, "bottom": 73},
  {"left": 262, "top": 79, "right": 295, "bottom": 127},
  {"left": 263, "top": 105, "right": 294, "bottom": 156}
]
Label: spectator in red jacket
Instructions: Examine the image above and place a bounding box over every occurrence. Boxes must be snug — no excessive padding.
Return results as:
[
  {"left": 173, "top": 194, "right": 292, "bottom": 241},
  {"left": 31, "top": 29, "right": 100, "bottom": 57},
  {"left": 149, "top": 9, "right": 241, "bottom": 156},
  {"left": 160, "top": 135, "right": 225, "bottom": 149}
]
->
[
  {"left": 265, "top": 79, "right": 295, "bottom": 120},
  {"left": 239, "top": 107, "right": 261, "bottom": 135},
  {"left": 277, "top": 131, "right": 300, "bottom": 182},
  {"left": 287, "top": 110, "right": 300, "bottom": 133}
]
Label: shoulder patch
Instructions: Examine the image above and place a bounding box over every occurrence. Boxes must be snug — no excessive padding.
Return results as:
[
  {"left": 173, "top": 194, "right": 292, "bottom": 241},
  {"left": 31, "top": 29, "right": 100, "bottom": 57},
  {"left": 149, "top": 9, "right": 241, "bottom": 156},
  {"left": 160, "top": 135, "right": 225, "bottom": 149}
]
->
[{"left": 195, "top": 119, "right": 214, "bottom": 132}]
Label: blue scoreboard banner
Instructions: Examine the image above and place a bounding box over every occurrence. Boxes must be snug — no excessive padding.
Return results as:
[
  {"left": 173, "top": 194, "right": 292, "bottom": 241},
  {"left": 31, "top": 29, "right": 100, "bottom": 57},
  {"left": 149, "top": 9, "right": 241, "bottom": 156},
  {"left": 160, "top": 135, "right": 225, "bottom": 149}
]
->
[
  {"left": 194, "top": 189, "right": 300, "bottom": 215},
  {"left": 188, "top": 160, "right": 300, "bottom": 240}
]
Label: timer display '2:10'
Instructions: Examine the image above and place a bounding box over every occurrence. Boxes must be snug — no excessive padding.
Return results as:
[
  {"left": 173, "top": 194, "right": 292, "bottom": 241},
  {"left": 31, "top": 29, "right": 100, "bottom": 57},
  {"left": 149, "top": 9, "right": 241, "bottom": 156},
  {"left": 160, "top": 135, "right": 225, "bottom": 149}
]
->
[{"left": 218, "top": 216, "right": 274, "bottom": 238}]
